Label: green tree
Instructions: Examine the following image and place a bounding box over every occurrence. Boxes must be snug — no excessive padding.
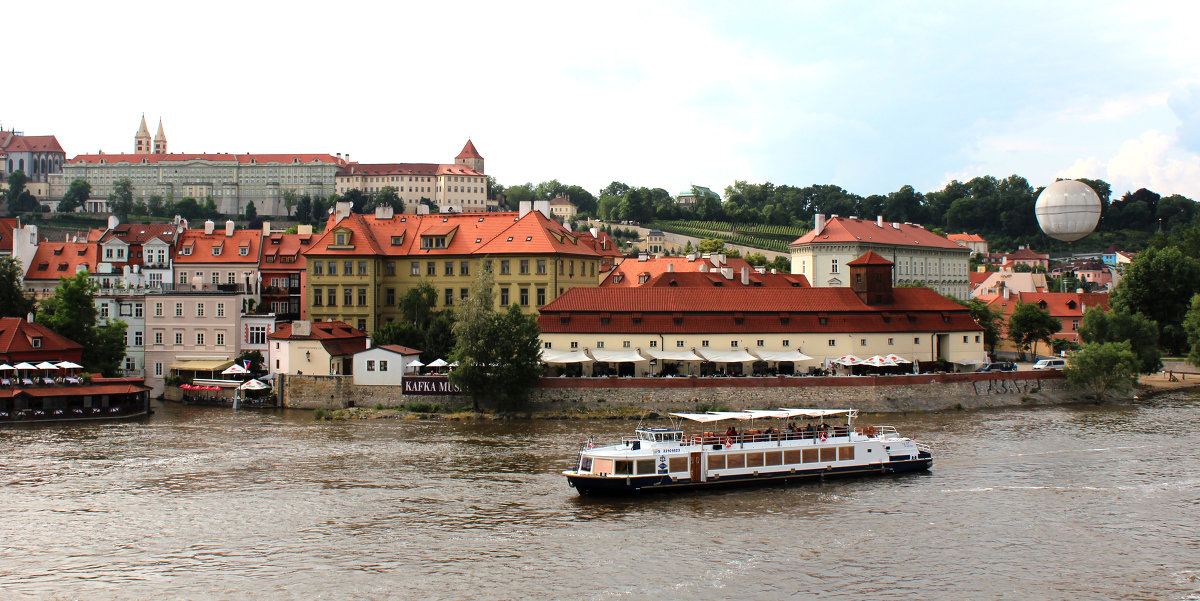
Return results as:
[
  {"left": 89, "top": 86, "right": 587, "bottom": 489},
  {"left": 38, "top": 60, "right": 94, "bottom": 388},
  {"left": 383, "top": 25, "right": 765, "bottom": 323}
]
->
[
  {"left": 57, "top": 179, "right": 91, "bottom": 213},
  {"left": 449, "top": 269, "right": 544, "bottom": 411},
  {"left": 1184, "top": 294, "right": 1200, "bottom": 369},
  {"left": 5, "top": 170, "right": 38, "bottom": 215},
  {"left": 236, "top": 350, "right": 266, "bottom": 374},
  {"left": 1109, "top": 246, "right": 1200, "bottom": 354},
  {"left": 374, "top": 186, "right": 403, "bottom": 213},
  {"left": 371, "top": 320, "right": 424, "bottom": 350},
  {"left": 955, "top": 297, "right": 1004, "bottom": 356},
  {"left": 1077, "top": 307, "right": 1161, "bottom": 373},
  {"left": 245, "top": 201, "right": 258, "bottom": 221},
  {"left": 696, "top": 238, "right": 726, "bottom": 254},
  {"left": 1064, "top": 341, "right": 1140, "bottom": 400},
  {"left": 422, "top": 313, "right": 455, "bottom": 363},
  {"left": 36, "top": 271, "right": 127, "bottom": 376},
  {"left": 108, "top": 178, "right": 135, "bottom": 219},
  {"left": 282, "top": 189, "right": 299, "bottom": 217},
  {"left": 0, "top": 257, "right": 35, "bottom": 317},
  {"left": 1007, "top": 302, "right": 1062, "bottom": 359},
  {"left": 399, "top": 282, "right": 437, "bottom": 330}
]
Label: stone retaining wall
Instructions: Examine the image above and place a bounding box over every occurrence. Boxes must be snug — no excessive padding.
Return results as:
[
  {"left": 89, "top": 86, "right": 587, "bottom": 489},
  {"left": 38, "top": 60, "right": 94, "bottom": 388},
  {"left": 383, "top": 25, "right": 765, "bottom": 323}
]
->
[{"left": 279, "top": 371, "right": 1073, "bottom": 413}]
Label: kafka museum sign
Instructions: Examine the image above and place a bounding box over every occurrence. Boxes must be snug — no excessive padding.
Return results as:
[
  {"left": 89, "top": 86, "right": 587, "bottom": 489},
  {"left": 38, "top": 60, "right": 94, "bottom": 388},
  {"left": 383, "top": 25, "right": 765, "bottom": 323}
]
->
[{"left": 401, "top": 375, "right": 462, "bottom": 395}]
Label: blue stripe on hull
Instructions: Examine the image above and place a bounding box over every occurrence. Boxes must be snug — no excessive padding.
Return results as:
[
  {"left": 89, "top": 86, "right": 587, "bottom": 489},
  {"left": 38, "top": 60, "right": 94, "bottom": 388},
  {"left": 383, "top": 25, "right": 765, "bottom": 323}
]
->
[{"left": 568, "top": 457, "right": 932, "bottom": 495}]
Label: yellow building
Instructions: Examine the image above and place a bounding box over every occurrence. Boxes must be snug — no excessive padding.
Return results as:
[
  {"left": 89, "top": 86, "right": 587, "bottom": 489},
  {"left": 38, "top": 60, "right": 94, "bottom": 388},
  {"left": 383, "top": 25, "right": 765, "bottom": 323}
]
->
[{"left": 302, "top": 204, "right": 606, "bottom": 333}]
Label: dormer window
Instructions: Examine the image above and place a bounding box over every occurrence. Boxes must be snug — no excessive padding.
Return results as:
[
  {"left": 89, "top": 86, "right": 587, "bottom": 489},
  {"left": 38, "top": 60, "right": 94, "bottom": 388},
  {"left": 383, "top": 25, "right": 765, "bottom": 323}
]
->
[
  {"left": 336, "top": 233, "right": 347, "bottom": 245},
  {"left": 30, "top": 337, "right": 42, "bottom": 349},
  {"left": 420, "top": 236, "right": 448, "bottom": 249},
  {"left": 239, "top": 245, "right": 249, "bottom": 256},
  {"left": 212, "top": 245, "right": 222, "bottom": 256},
  {"left": 181, "top": 246, "right": 193, "bottom": 256},
  {"left": 53, "top": 248, "right": 63, "bottom": 256},
  {"left": 391, "top": 235, "right": 404, "bottom": 246}
]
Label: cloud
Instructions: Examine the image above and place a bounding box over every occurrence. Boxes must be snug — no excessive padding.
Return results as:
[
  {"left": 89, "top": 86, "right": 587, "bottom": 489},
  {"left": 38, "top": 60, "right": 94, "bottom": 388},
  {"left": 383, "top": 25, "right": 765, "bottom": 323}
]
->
[{"left": 1057, "top": 130, "right": 1200, "bottom": 198}]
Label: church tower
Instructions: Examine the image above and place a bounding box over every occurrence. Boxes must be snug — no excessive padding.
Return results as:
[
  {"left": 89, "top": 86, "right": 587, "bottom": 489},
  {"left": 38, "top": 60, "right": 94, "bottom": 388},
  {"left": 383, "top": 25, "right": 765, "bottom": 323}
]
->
[
  {"left": 134, "top": 115, "right": 151, "bottom": 153},
  {"left": 153, "top": 119, "right": 167, "bottom": 154},
  {"left": 455, "top": 139, "right": 484, "bottom": 173}
]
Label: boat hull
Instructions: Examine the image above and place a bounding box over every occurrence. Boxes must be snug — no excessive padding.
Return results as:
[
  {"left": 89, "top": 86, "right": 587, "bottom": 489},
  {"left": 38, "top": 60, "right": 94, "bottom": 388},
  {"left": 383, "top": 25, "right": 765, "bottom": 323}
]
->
[{"left": 566, "top": 452, "right": 932, "bottom": 495}]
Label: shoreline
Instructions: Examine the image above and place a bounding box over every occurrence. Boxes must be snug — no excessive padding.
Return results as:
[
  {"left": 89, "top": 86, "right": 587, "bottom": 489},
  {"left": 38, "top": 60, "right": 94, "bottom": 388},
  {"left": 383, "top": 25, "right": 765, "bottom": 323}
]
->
[{"left": 1135, "top": 371, "right": 1200, "bottom": 400}]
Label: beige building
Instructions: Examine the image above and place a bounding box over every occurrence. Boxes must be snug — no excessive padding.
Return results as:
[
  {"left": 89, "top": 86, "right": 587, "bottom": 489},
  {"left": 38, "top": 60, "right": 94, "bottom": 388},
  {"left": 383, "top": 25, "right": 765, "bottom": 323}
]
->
[
  {"left": 335, "top": 140, "right": 491, "bottom": 214},
  {"left": 268, "top": 320, "right": 368, "bottom": 376},
  {"left": 548, "top": 195, "right": 577, "bottom": 220},
  {"left": 790, "top": 215, "right": 971, "bottom": 299},
  {"left": 143, "top": 290, "right": 252, "bottom": 396}
]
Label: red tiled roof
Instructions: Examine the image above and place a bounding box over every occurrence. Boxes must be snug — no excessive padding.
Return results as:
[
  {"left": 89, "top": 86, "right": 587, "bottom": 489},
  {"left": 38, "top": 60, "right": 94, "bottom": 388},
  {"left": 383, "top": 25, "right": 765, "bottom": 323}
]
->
[
  {"left": 376, "top": 344, "right": 423, "bottom": 356},
  {"left": 336, "top": 162, "right": 482, "bottom": 177},
  {"left": 602, "top": 255, "right": 757, "bottom": 287},
  {"left": 0, "top": 134, "right": 64, "bottom": 154},
  {"left": 0, "top": 317, "right": 85, "bottom": 357},
  {"left": 456, "top": 139, "right": 483, "bottom": 160},
  {"left": 175, "top": 227, "right": 262, "bottom": 264},
  {"left": 948, "top": 233, "right": 986, "bottom": 243},
  {"left": 99, "top": 223, "right": 177, "bottom": 245},
  {"left": 269, "top": 321, "right": 367, "bottom": 341},
  {"left": 260, "top": 232, "right": 311, "bottom": 270},
  {"left": 791, "top": 217, "right": 966, "bottom": 251},
  {"left": 541, "top": 286, "right": 965, "bottom": 314},
  {"left": 985, "top": 292, "right": 1109, "bottom": 319},
  {"left": 574, "top": 229, "right": 623, "bottom": 259},
  {"left": 24, "top": 242, "right": 98, "bottom": 281},
  {"left": 1006, "top": 247, "right": 1048, "bottom": 260},
  {"left": 69, "top": 153, "right": 341, "bottom": 165},
  {"left": 0, "top": 218, "right": 17, "bottom": 253},
  {"left": 847, "top": 250, "right": 893, "bottom": 266},
  {"left": 969, "top": 272, "right": 990, "bottom": 288},
  {"left": 644, "top": 271, "right": 810, "bottom": 288},
  {"left": 539, "top": 312, "right": 980, "bottom": 335},
  {"left": 0, "top": 380, "right": 150, "bottom": 399}
]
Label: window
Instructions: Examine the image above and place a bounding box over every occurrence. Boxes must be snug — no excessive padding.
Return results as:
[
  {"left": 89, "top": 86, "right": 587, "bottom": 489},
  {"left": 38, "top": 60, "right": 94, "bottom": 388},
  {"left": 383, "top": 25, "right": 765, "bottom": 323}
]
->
[
  {"left": 831, "top": 259, "right": 838, "bottom": 273},
  {"left": 327, "top": 261, "right": 338, "bottom": 276},
  {"left": 359, "top": 261, "right": 368, "bottom": 275},
  {"left": 215, "top": 303, "right": 224, "bottom": 318},
  {"left": 196, "top": 332, "right": 205, "bottom": 346},
  {"left": 134, "top": 331, "right": 143, "bottom": 346},
  {"left": 154, "top": 332, "right": 163, "bottom": 345},
  {"left": 344, "top": 261, "right": 353, "bottom": 276},
  {"left": 227, "top": 272, "right": 236, "bottom": 285},
  {"left": 358, "top": 288, "right": 367, "bottom": 306},
  {"left": 537, "top": 259, "right": 547, "bottom": 275},
  {"left": 520, "top": 259, "right": 530, "bottom": 275},
  {"left": 828, "top": 339, "right": 836, "bottom": 346},
  {"left": 536, "top": 288, "right": 546, "bottom": 306},
  {"left": 1072, "top": 319, "right": 1079, "bottom": 331},
  {"left": 358, "top": 319, "right": 367, "bottom": 332},
  {"left": 888, "top": 337, "right": 894, "bottom": 345},
  {"left": 915, "top": 337, "right": 921, "bottom": 344},
  {"left": 385, "top": 262, "right": 396, "bottom": 276},
  {"left": 782, "top": 340, "right": 790, "bottom": 347},
  {"left": 520, "top": 288, "right": 529, "bottom": 306},
  {"left": 212, "top": 272, "right": 220, "bottom": 285},
  {"left": 314, "top": 289, "right": 323, "bottom": 306},
  {"left": 174, "top": 332, "right": 183, "bottom": 345},
  {"left": 757, "top": 340, "right": 765, "bottom": 347},
  {"left": 500, "top": 288, "right": 509, "bottom": 305},
  {"left": 460, "top": 288, "right": 469, "bottom": 300},
  {"left": 460, "top": 261, "right": 469, "bottom": 276},
  {"left": 544, "top": 342, "right": 552, "bottom": 349},
  {"left": 500, "top": 260, "right": 510, "bottom": 275},
  {"left": 313, "top": 261, "right": 323, "bottom": 275},
  {"left": 155, "top": 302, "right": 163, "bottom": 317},
  {"left": 731, "top": 341, "right": 739, "bottom": 348},
  {"left": 445, "top": 288, "right": 454, "bottom": 306},
  {"left": 386, "top": 288, "right": 395, "bottom": 305},
  {"left": 216, "top": 332, "right": 225, "bottom": 346},
  {"left": 963, "top": 335, "right": 969, "bottom": 343},
  {"left": 344, "top": 288, "right": 353, "bottom": 306},
  {"left": 702, "top": 340, "right": 710, "bottom": 347},
  {"left": 197, "top": 303, "right": 205, "bottom": 318},
  {"left": 411, "top": 261, "right": 420, "bottom": 276},
  {"left": 445, "top": 262, "right": 454, "bottom": 276},
  {"left": 154, "top": 363, "right": 162, "bottom": 376},
  {"left": 179, "top": 271, "right": 188, "bottom": 284},
  {"left": 379, "top": 360, "right": 388, "bottom": 372},
  {"left": 174, "top": 303, "right": 183, "bottom": 317},
  {"left": 860, "top": 338, "right": 866, "bottom": 346},
  {"left": 676, "top": 340, "right": 685, "bottom": 347},
  {"left": 570, "top": 341, "right": 579, "bottom": 349},
  {"left": 249, "top": 325, "right": 267, "bottom": 345},
  {"left": 239, "top": 246, "right": 249, "bottom": 257},
  {"left": 975, "top": 335, "right": 981, "bottom": 343},
  {"left": 366, "top": 360, "right": 376, "bottom": 371},
  {"left": 596, "top": 341, "right": 604, "bottom": 349},
  {"left": 134, "top": 304, "right": 143, "bottom": 318},
  {"left": 100, "top": 304, "right": 110, "bottom": 318}
]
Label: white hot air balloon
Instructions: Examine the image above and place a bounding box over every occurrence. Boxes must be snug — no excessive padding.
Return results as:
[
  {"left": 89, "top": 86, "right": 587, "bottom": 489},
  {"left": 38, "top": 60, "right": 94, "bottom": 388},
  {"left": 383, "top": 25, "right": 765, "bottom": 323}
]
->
[{"left": 1035, "top": 180, "right": 1101, "bottom": 242}]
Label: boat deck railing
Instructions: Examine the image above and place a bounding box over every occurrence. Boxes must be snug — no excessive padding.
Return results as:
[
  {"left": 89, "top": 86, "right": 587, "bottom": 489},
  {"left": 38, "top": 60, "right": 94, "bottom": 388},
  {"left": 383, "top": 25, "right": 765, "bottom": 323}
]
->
[{"left": 594, "top": 425, "right": 919, "bottom": 451}]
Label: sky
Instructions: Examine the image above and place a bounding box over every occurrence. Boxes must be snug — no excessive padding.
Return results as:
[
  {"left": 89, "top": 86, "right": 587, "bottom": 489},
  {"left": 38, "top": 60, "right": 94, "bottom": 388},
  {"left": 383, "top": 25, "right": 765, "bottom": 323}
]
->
[{"left": 7, "top": 1, "right": 1200, "bottom": 201}]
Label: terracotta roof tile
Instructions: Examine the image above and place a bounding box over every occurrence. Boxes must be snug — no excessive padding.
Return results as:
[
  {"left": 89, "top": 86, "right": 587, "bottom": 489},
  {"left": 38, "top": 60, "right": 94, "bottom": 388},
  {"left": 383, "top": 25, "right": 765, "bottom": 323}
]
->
[
  {"left": 791, "top": 217, "right": 966, "bottom": 251},
  {"left": 847, "top": 250, "right": 893, "bottom": 266},
  {"left": 456, "top": 139, "right": 483, "bottom": 160},
  {"left": 0, "top": 134, "right": 64, "bottom": 154},
  {"left": 24, "top": 242, "right": 98, "bottom": 281},
  {"left": 174, "top": 227, "right": 262, "bottom": 264},
  {"left": 541, "top": 286, "right": 965, "bottom": 314},
  {"left": 336, "top": 162, "right": 483, "bottom": 177},
  {"left": 0, "top": 317, "right": 85, "bottom": 357}
]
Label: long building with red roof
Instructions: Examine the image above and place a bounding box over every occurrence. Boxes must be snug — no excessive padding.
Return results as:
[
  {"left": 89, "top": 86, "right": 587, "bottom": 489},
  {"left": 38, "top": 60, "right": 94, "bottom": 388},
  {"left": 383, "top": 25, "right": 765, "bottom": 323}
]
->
[
  {"left": 539, "top": 251, "right": 984, "bottom": 376},
  {"left": 56, "top": 150, "right": 343, "bottom": 216},
  {"left": 985, "top": 291, "right": 1110, "bottom": 353},
  {"left": 602, "top": 254, "right": 809, "bottom": 288},
  {"left": 302, "top": 204, "right": 606, "bottom": 333},
  {"left": 335, "top": 140, "right": 491, "bottom": 213},
  {"left": 790, "top": 214, "right": 970, "bottom": 299}
]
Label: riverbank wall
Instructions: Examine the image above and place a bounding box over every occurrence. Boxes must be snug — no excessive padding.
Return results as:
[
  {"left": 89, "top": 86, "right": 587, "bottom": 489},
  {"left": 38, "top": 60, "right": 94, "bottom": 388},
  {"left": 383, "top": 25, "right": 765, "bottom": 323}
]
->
[{"left": 279, "top": 371, "right": 1073, "bottom": 413}]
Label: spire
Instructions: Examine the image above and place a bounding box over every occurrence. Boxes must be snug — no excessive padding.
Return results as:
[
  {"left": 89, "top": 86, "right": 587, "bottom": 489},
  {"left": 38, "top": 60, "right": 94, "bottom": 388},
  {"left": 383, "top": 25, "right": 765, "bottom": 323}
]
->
[
  {"left": 135, "top": 115, "right": 151, "bottom": 153},
  {"left": 136, "top": 115, "right": 150, "bottom": 137},
  {"left": 155, "top": 119, "right": 166, "bottom": 140},
  {"left": 153, "top": 118, "right": 167, "bottom": 153},
  {"left": 456, "top": 139, "right": 483, "bottom": 160}
]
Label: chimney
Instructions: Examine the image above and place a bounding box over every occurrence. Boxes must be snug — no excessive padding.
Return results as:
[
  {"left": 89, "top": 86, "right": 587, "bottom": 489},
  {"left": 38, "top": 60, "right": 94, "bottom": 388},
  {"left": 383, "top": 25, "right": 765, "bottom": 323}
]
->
[
  {"left": 814, "top": 214, "right": 826, "bottom": 235},
  {"left": 374, "top": 205, "right": 394, "bottom": 220},
  {"left": 192, "top": 274, "right": 203, "bottom": 289},
  {"left": 204, "top": 220, "right": 215, "bottom": 235},
  {"left": 225, "top": 220, "right": 235, "bottom": 237},
  {"left": 298, "top": 224, "right": 313, "bottom": 235},
  {"left": 718, "top": 253, "right": 726, "bottom": 265},
  {"left": 741, "top": 267, "right": 749, "bottom": 285},
  {"left": 687, "top": 253, "right": 696, "bottom": 262},
  {"left": 877, "top": 215, "right": 883, "bottom": 227},
  {"left": 262, "top": 221, "right": 271, "bottom": 235},
  {"left": 721, "top": 267, "right": 733, "bottom": 280},
  {"left": 638, "top": 253, "right": 648, "bottom": 262},
  {"left": 519, "top": 200, "right": 532, "bottom": 217},
  {"left": 26, "top": 312, "right": 33, "bottom": 323},
  {"left": 293, "top": 320, "right": 312, "bottom": 337},
  {"left": 107, "top": 215, "right": 119, "bottom": 230},
  {"left": 366, "top": 337, "right": 372, "bottom": 348},
  {"left": 534, "top": 200, "right": 552, "bottom": 219},
  {"left": 1003, "top": 287, "right": 1010, "bottom": 301},
  {"left": 668, "top": 263, "right": 675, "bottom": 272},
  {"left": 334, "top": 201, "right": 353, "bottom": 221},
  {"left": 589, "top": 227, "right": 599, "bottom": 238}
]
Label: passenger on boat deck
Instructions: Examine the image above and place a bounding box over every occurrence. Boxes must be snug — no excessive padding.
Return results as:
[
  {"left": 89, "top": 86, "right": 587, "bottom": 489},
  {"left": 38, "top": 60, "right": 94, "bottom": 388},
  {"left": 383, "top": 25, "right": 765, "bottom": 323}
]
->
[{"left": 725, "top": 426, "right": 738, "bottom": 438}]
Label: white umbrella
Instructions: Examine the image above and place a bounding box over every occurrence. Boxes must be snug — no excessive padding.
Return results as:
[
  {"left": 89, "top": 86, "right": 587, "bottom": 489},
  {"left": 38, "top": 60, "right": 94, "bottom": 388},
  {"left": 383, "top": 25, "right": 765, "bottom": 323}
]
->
[
  {"left": 221, "top": 364, "right": 251, "bottom": 375},
  {"left": 14, "top": 362, "right": 37, "bottom": 370},
  {"left": 35, "top": 361, "right": 59, "bottom": 370},
  {"left": 833, "top": 354, "right": 862, "bottom": 366},
  {"left": 0, "top": 364, "right": 14, "bottom": 371},
  {"left": 55, "top": 361, "right": 83, "bottom": 369},
  {"left": 426, "top": 358, "right": 449, "bottom": 367},
  {"left": 448, "top": 361, "right": 459, "bottom": 367},
  {"left": 861, "top": 355, "right": 897, "bottom": 368},
  {"left": 883, "top": 354, "right": 911, "bottom": 364},
  {"left": 238, "top": 379, "right": 270, "bottom": 390},
  {"left": 407, "top": 359, "right": 425, "bottom": 369}
]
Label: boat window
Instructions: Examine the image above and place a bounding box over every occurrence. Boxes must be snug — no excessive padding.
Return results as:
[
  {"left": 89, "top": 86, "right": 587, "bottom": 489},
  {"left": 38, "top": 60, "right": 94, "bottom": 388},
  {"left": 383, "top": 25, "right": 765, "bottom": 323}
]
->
[
  {"left": 764, "top": 451, "right": 783, "bottom": 466},
  {"left": 580, "top": 456, "right": 593, "bottom": 472},
  {"left": 783, "top": 450, "right": 802, "bottom": 464},
  {"left": 727, "top": 454, "right": 746, "bottom": 469},
  {"left": 708, "top": 454, "right": 726, "bottom": 470},
  {"left": 636, "top": 459, "right": 656, "bottom": 475},
  {"left": 746, "top": 453, "right": 764, "bottom": 468},
  {"left": 669, "top": 457, "right": 688, "bottom": 472},
  {"left": 593, "top": 458, "right": 613, "bottom": 475},
  {"left": 839, "top": 446, "right": 855, "bottom": 461},
  {"left": 614, "top": 461, "right": 633, "bottom": 475},
  {"left": 820, "top": 448, "right": 837, "bottom": 462},
  {"left": 802, "top": 449, "right": 819, "bottom": 463}
]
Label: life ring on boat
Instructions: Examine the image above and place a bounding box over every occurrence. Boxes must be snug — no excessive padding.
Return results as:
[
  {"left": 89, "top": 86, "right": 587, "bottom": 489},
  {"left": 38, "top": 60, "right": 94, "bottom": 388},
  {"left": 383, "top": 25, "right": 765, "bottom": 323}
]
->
[
  {"left": 724, "top": 436, "right": 733, "bottom": 447},
  {"left": 819, "top": 432, "right": 828, "bottom": 443}
]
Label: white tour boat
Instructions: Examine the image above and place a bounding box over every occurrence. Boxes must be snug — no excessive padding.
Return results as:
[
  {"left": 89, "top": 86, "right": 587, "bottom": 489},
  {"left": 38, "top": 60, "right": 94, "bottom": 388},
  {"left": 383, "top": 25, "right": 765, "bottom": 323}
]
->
[{"left": 563, "top": 409, "right": 932, "bottom": 495}]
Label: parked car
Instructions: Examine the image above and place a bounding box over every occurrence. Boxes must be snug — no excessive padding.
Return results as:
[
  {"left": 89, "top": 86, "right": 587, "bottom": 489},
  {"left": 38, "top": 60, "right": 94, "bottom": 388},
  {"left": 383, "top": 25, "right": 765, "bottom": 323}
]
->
[
  {"left": 975, "top": 362, "right": 1017, "bottom": 372},
  {"left": 1032, "top": 358, "right": 1067, "bottom": 370}
]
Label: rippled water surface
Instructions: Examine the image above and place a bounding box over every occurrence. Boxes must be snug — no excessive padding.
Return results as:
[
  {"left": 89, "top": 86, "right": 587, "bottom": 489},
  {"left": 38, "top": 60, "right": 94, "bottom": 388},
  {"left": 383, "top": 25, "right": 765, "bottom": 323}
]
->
[{"left": 2, "top": 396, "right": 1199, "bottom": 600}]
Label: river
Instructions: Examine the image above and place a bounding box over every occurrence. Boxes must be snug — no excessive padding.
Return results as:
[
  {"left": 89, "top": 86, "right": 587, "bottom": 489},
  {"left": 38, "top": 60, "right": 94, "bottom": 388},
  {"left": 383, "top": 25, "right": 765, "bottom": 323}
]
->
[{"left": 1, "top": 395, "right": 1198, "bottom": 600}]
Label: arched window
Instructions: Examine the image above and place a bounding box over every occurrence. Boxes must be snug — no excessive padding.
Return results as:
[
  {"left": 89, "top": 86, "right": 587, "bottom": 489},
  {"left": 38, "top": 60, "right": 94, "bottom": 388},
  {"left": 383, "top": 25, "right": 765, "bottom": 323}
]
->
[{"left": 18, "top": 159, "right": 23, "bottom": 171}]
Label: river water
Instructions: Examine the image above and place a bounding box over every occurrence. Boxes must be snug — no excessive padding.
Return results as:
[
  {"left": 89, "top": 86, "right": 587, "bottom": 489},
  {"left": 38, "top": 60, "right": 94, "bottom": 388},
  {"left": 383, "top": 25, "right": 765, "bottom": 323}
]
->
[{"left": 2, "top": 395, "right": 1198, "bottom": 601}]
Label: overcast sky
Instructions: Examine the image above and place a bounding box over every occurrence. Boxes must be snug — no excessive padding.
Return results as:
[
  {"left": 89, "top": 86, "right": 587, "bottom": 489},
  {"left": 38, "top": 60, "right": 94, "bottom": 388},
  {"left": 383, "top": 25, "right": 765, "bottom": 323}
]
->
[{"left": 7, "top": 1, "right": 1200, "bottom": 201}]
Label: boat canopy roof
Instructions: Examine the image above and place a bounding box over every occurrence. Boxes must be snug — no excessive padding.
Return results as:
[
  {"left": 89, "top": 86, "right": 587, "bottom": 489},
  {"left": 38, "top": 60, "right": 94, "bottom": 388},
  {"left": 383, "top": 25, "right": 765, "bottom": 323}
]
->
[{"left": 669, "top": 409, "right": 856, "bottom": 423}]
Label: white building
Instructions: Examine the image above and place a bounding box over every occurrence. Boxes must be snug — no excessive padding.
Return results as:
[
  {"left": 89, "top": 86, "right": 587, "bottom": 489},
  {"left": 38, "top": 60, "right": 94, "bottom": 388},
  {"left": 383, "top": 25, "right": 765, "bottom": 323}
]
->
[{"left": 352, "top": 345, "right": 421, "bottom": 386}]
